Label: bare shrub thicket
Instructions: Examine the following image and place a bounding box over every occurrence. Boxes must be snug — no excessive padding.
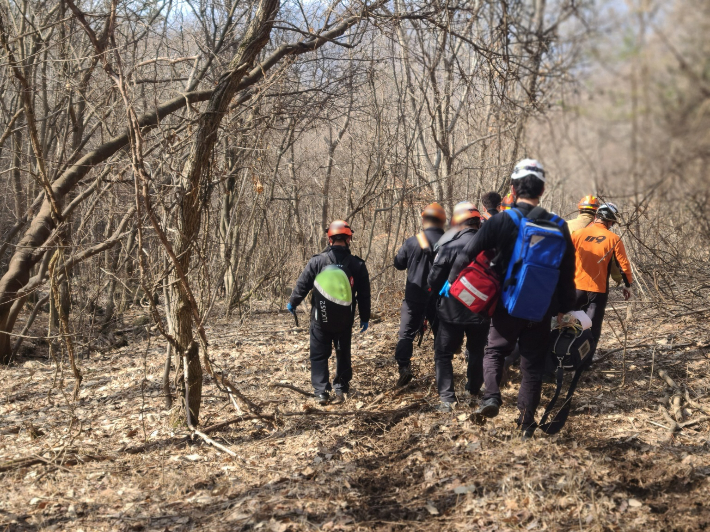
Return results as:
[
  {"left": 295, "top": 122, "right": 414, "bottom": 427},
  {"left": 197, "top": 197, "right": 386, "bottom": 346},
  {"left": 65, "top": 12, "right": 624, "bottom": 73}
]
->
[{"left": 1, "top": 0, "right": 707, "bottom": 422}]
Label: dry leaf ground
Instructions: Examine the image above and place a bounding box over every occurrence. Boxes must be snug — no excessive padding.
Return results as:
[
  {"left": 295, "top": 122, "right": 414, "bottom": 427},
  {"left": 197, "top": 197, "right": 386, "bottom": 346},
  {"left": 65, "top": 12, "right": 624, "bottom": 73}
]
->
[{"left": 1, "top": 295, "right": 709, "bottom": 531}]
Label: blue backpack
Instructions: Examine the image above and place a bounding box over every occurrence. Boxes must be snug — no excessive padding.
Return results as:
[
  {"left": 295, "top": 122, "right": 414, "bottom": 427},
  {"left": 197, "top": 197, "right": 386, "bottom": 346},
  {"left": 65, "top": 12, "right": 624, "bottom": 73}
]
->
[{"left": 502, "top": 207, "right": 567, "bottom": 322}]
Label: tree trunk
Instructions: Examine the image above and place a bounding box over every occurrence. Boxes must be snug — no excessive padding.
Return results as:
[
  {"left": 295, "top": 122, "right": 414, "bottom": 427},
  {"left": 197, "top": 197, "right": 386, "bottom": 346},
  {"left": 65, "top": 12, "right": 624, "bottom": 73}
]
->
[{"left": 168, "top": 0, "right": 280, "bottom": 420}]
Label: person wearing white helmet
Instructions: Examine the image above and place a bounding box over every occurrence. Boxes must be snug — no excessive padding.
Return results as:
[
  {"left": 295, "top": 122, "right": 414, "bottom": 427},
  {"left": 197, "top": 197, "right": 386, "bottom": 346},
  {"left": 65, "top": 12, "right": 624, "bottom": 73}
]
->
[
  {"left": 442, "top": 159, "right": 577, "bottom": 438},
  {"left": 571, "top": 202, "right": 633, "bottom": 358}
]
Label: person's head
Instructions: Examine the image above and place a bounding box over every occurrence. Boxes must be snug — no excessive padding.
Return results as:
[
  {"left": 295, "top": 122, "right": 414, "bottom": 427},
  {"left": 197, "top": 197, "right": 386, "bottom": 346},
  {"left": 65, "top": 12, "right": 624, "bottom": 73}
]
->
[
  {"left": 510, "top": 158, "right": 546, "bottom": 200},
  {"left": 595, "top": 203, "right": 620, "bottom": 228},
  {"left": 451, "top": 201, "right": 481, "bottom": 230},
  {"left": 578, "top": 195, "right": 601, "bottom": 215},
  {"left": 481, "top": 191, "right": 502, "bottom": 220},
  {"left": 500, "top": 193, "right": 516, "bottom": 211},
  {"left": 327, "top": 220, "right": 353, "bottom": 247},
  {"left": 420, "top": 202, "right": 447, "bottom": 229}
]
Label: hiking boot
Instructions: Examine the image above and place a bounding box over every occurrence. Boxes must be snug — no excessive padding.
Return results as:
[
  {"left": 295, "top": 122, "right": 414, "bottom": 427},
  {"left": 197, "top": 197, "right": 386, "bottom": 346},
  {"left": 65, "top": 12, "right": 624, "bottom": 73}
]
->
[
  {"left": 314, "top": 392, "right": 330, "bottom": 406},
  {"left": 396, "top": 365, "right": 413, "bottom": 387},
  {"left": 437, "top": 401, "right": 456, "bottom": 413},
  {"left": 475, "top": 398, "right": 500, "bottom": 419},
  {"left": 332, "top": 391, "right": 345, "bottom": 404},
  {"left": 520, "top": 422, "right": 537, "bottom": 441}
]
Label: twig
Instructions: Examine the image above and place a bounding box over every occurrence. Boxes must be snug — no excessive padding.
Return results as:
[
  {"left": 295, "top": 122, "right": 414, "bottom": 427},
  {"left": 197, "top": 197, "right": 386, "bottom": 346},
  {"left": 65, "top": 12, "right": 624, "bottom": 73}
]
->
[
  {"left": 270, "top": 382, "right": 312, "bottom": 397},
  {"left": 201, "top": 415, "right": 268, "bottom": 434},
  {"left": 679, "top": 416, "right": 710, "bottom": 429},
  {"left": 658, "top": 405, "right": 679, "bottom": 439},
  {"left": 282, "top": 402, "right": 423, "bottom": 418},
  {"left": 648, "top": 345, "right": 657, "bottom": 391},
  {"left": 685, "top": 390, "right": 710, "bottom": 416},
  {"left": 193, "top": 430, "right": 237, "bottom": 457}
]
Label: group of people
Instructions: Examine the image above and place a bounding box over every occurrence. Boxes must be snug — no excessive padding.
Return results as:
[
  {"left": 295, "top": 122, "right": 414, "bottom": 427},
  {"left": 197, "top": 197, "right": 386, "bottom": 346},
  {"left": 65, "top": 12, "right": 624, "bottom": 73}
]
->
[{"left": 287, "top": 158, "right": 633, "bottom": 438}]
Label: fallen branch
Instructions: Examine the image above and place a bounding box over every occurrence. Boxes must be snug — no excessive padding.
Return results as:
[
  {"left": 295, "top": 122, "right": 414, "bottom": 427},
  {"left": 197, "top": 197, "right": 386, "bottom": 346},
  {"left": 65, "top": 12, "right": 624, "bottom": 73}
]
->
[
  {"left": 657, "top": 369, "right": 679, "bottom": 390},
  {"left": 270, "top": 382, "right": 313, "bottom": 397},
  {"left": 202, "top": 415, "right": 272, "bottom": 434},
  {"left": 193, "top": 430, "right": 237, "bottom": 457},
  {"left": 282, "top": 402, "right": 423, "bottom": 418},
  {"left": 658, "top": 405, "right": 679, "bottom": 441},
  {"left": 685, "top": 390, "right": 710, "bottom": 416},
  {"left": 593, "top": 342, "right": 693, "bottom": 365},
  {"left": 679, "top": 416, "right": 710, "bottom": 429}
]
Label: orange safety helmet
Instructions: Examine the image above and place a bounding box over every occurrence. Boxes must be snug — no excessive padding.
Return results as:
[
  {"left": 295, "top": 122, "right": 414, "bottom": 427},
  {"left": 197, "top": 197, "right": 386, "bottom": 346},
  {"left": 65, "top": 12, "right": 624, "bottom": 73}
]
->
[
  {"left": 578, "top": 195, "right": 601, "bottom": 213},
  {"left": 500, "top": 193, "right": 516, "bottom": 211},
  {"left": 451, "top": 202, "right": 481, "bottom": 226},
  {"left": 421, "top": 202, "right": 447, "bottom": 224},
  {"left": 327, "top": 220, "right": 353, "bottom": 244}
]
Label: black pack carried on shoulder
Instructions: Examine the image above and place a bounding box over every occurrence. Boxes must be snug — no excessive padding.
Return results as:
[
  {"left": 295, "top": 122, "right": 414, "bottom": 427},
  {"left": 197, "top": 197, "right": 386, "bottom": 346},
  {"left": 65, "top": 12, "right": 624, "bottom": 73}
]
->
[
  {"left": 312, "top": 253, "right": 354, "bottom": 333},
  {"left": 537, "top": 326, "right": 594, "bottom": 435}
]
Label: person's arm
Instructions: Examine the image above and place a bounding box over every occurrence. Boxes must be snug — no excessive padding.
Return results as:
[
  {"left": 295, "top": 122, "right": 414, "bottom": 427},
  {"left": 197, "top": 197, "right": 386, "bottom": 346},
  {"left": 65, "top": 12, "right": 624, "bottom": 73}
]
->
[
  {"left": 427, "top": 249, "right": 451, "bottom": 295},
  {"left": 288, "top": 257, "right": 319, "bottom": 308},
  {"left": 355, "top": 261, "right": 371, "bottom": 323},
  {"left": 556, "top": 225, "right": 577, "bottom": 314},
  {"left": 613, "top": 238, "right": 633, "bottom": 288},
  {"left": 393, "top": 239, "right": 409, "bottom": 270},
  {"left": 447, "top": 220, "right": 501, "bottom": 283}
]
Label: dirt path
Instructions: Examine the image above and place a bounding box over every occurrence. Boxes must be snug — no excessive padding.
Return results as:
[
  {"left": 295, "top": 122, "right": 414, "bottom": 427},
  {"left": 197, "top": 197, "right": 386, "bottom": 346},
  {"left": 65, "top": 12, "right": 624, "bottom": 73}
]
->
[{"left": 2, "top": 304, "right": 709, "bottom": 531}]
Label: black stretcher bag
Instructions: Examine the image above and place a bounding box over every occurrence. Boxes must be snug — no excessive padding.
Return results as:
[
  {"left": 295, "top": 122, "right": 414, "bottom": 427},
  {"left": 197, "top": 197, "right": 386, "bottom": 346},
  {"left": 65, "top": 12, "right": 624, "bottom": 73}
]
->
[{"left": 536, "top": 327, "right": 594, "bottom": 435}]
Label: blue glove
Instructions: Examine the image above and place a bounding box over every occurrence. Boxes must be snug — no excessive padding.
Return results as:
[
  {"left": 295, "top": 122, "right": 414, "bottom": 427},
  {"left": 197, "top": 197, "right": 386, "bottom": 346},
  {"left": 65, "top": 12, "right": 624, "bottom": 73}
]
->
[
  {"left": 360, "top": 322, "right": 369, "bottom": 333},
  {"left": 287, "top": 302, "right": 296, "bottom": 315},
  {"left": 439, "top": 280, "right": 452, "bottom": 298}
]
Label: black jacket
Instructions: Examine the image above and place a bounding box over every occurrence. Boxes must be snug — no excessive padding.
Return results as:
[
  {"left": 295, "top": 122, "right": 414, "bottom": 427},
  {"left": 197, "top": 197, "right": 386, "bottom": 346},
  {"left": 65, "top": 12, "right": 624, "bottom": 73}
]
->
[
  {"left": 447, "top": 202, "right": 577, "bottom": 315},
  {"left": 428, "top": 228, "right": 488, "bottom": 325},
  {"left": 289, "top": 246, "right": 371, "bottom": 324},
  {"left": 394, "top": 227, "right": 444, "bottom": 303}
]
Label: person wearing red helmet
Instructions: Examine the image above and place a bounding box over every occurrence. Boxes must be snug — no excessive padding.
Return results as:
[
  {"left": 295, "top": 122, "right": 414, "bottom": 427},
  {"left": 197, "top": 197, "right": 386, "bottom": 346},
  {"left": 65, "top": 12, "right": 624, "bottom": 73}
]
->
[
  {"left": 393, "top": 203, "right": 447, "bottom": 386},
  {"left": 427, "top": 202, "right": 490, "bottom": 412},
  {"left": 499, "top": 193, "right": 516, "bottom": 211},
  {"left": 288, "top": 220, "right": 371, "bottom": 405}
]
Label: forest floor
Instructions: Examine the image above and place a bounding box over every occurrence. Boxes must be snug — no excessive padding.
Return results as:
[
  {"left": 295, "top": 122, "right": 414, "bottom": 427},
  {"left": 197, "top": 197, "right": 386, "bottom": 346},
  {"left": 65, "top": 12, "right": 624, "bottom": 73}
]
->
[{"left": 1, "top": 294, "right": 710, "bottom": 531}]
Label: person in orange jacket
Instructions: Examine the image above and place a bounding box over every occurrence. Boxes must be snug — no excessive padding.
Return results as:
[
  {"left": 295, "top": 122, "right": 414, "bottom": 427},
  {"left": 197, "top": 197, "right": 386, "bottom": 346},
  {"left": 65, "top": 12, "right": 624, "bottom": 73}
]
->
[
  {"left": 568, "top": 195, "right": 623, "bottom": 286},
  {"left": 571, "top": 203, "right": 633, "bottom": 356}
]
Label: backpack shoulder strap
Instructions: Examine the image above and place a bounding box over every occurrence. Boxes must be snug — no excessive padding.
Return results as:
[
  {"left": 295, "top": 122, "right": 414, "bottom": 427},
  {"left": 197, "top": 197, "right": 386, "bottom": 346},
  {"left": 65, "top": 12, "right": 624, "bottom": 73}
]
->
[
  {"left": 505, "top": 208, "right": 522, "bottom": 227},
  {"left": 548, "top": 213, "right": 566, "bottom": 229},
  {"left": 527, "top": 206, "right": 546, "bottom": 222}
]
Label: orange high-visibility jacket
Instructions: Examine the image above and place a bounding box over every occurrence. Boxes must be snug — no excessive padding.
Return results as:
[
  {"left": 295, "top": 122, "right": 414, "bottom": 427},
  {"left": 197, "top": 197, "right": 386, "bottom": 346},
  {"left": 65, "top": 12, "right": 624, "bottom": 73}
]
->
[{"left": 571, "top": 221, "right": 633, "bottom": 293}]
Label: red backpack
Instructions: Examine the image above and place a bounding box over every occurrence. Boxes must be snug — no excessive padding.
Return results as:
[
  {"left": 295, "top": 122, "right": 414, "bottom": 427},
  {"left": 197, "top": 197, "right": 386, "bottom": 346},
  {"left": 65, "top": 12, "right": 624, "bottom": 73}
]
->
[{"left": 450, "top": 251, "right": 500, "bottom": 317}]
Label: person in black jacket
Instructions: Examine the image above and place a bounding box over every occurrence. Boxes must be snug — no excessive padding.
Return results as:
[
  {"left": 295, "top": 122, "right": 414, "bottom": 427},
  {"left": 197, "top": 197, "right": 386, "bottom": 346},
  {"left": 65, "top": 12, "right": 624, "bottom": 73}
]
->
[
  {"left": 393, "top": 203, "right": 447, "bottom": 386},
  {"left": 443, "top": 159, "right": 576, "bottom": 437},
  {"left": 287, "top": 220, "right": 371, "bottom": 405},
  {"left": 480, "top": 191, "right": 502, "bottom": 222},
  {"left": 427, "top": 203, "right": 490, "bottom": 412}
]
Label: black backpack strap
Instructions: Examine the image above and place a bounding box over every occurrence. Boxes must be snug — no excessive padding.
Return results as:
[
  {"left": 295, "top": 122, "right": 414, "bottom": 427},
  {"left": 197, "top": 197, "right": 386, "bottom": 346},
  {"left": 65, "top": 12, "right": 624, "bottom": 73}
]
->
[
  {"left": 526, "top": 206, "right": 546, "bottom": 222},
  {"left": 536, "top": 347, "right": 594, "bottom": 435}
]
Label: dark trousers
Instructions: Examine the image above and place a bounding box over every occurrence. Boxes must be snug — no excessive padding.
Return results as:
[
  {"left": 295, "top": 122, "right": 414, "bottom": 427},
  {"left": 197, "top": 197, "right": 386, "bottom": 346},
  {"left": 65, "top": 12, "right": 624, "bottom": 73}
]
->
[
  {"left": 483, "top": 307, "right": 551, "bottom": 426},
  {"left": 574, "top": 289, "right": 608, "bottom": 357},
  {"left": 310, "top": 323, "right": 352, "bottom": 394},
  {"left": 394, "top": 298, "right": 438, "bottom": 368},
  {"left": 434, "top": 320, "right": 489, "bottom": 402}
]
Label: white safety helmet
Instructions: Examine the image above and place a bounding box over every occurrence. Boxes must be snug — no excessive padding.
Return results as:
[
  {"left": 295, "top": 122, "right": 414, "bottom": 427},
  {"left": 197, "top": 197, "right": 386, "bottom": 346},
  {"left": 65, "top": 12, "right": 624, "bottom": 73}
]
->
[
  {"left": 511, "top": 158, "right": 546, "bottom": 182},
  {"left": 596, "top": 202, "right": 620, "bottom": 222}
]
